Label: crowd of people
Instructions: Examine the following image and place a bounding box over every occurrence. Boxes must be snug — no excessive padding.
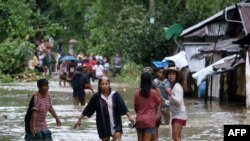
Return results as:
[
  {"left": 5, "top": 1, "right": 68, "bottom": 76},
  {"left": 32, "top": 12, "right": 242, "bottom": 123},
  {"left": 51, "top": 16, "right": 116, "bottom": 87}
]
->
[
  {"left": 28, "top": 37, "right": 123, "bottom": 87},
  {"left": 56, "top": 52, "right": 119, "bottom": 87},
  {"left": 24, "top": 63, "right": 187, "bottom": 141},
  {"left": 24, "top": 36, "right": 187, "bottom": 141}
]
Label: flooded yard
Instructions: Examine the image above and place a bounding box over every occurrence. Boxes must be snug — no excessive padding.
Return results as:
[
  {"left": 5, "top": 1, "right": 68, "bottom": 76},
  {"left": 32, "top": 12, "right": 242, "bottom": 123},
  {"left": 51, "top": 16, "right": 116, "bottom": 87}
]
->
[{"left": 1, "top": 80, "right": 250, "bottom": 141}]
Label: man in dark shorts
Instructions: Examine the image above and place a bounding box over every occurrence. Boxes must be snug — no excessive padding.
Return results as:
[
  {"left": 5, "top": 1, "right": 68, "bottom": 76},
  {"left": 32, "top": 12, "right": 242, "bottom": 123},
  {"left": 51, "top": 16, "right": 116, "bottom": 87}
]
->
[{"left": 71, "top": 66, "right": 94, "bottom": 106}]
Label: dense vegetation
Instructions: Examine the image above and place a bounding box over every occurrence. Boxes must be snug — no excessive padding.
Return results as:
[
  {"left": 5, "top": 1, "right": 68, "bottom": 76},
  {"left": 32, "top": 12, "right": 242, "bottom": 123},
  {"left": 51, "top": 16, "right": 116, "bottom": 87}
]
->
[{"left": 0, "top": 0, "right": 242, "bottom": 79}]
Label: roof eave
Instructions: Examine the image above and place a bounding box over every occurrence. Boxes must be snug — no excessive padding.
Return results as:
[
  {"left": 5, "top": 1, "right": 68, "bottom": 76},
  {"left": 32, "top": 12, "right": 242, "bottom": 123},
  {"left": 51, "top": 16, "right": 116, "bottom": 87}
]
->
[{"left": 181, "top": 5, "right": 236, "bottom": 37}]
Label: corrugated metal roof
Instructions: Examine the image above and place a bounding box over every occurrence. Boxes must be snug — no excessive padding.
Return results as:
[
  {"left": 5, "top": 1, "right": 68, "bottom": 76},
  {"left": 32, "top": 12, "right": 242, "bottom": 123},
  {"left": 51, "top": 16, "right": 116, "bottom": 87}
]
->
[
  {"left": 213, "top": 56, "right": 245, "bottom": 72},
  {"left": 183, "top": 27, "right": 207, "bottom": 37},
  {"left": 184, "top": 43, "right": 210, "bottom": 72},
  {"left": 184, "top": 23, "right": 229, "bottom": 37},
  {"left": 207, "top": 23, "right": 229, "bottom": 36},
  {"left": 238, "top": 3, "right": 250, "bottom": 34},
  {"left": 199, "top": 38, "right": 242, "bottom": 52},
  {"left": 181, "top": 6, "right": 235, "bottom": 37}
]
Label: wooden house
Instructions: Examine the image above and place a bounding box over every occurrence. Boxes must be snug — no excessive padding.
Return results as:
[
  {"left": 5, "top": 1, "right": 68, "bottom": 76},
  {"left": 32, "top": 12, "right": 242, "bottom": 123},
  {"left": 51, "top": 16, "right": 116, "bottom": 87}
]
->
[{"left": 180, "top": 2, "right": 250, "bottom": 108}]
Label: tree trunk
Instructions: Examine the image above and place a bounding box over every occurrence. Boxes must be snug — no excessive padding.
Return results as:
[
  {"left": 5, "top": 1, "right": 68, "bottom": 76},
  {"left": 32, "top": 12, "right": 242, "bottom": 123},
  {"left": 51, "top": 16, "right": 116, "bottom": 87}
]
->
[
  {"left": 149, "top": 0, "right": 155, "bottom": 17},
  {"left": 149, "top": 0, "right": 155, "bottom": 24}
]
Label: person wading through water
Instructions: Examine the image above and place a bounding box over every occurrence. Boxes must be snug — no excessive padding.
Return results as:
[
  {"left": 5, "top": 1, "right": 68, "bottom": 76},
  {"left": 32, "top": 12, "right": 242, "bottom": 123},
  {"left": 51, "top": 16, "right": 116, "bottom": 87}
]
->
[
  {"left": 134, "top": 71, "right": 162, "bottom": 141},
  {"left": 74, "top": 76, "right": 134, "bottom": 141},
  {"left": 165, "top": 67, "right": 187, "bottom": 141},
  {"left": 24, "top": 78, "right": 61, "bottom": 140}
]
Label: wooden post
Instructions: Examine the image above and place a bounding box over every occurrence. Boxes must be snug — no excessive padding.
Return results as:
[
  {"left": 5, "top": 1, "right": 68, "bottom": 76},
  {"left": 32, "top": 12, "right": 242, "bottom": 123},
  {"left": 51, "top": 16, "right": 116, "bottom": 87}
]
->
[
  {"left": 209, "top": 75, "right": 213, "bottom": 104},
  {"left": 246, "top": 48, "right": 250, "bottom": 109}
]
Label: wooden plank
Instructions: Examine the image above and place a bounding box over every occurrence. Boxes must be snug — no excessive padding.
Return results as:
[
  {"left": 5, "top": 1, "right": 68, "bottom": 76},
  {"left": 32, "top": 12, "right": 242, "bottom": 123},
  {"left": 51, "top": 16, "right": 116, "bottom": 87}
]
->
[{"left": 246, "top": 50, "right": 250, "bottom": 109}]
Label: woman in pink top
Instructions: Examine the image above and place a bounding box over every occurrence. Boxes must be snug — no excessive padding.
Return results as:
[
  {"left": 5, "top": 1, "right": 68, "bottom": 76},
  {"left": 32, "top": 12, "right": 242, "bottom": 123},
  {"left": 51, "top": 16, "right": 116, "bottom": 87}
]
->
[
  {"left": 24, "top": 79, "right": 61, "bottom": 140},
  {"left": 134, "top": 72, "right": 162, "bottom": 141}
]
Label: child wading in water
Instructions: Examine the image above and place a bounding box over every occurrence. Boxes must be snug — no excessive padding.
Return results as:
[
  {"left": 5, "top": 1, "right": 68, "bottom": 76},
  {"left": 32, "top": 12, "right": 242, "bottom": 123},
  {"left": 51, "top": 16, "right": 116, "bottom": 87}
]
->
[{"left": 24, "top": 78, "right": 61, "bottom": 140}]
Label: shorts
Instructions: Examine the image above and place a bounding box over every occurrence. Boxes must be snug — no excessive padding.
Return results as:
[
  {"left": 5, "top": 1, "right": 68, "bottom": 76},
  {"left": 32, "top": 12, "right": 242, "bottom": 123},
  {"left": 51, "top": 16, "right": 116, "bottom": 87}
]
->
[
  {"left": 156, "top": 107, "right": 170, "bottom": 127},
  {"left": 136, "top": 128, "right": 156, "bottom": 135},
  {"left": 172, "top": 118, "right": 186, "bottom": 126},
  {"left": 73, "top": 96, "right": 85, "bottom": 106},
  {"left": 25, "top": 129, "right": 52, "bottom": 140},
  {"left": 160, "top": 107, "right": 170, "bottom": 125},
  {"left": 59, "top": 74, "right": 67, "bottom": 81}
]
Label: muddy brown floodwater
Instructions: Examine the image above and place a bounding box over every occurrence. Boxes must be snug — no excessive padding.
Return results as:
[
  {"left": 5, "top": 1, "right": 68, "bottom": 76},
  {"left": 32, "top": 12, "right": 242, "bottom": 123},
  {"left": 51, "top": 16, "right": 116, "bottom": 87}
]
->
[{"left": 1, "top": 79, "right": 250, "bottom": 141}]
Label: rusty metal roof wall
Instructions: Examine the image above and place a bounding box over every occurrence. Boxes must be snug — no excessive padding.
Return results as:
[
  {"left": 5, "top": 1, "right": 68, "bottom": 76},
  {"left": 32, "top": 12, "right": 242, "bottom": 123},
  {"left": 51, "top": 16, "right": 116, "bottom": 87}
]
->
[
  {"left": 184, "top": 23, "right": 228, "bottom": 37},
  {"left": 184, "top": 43, "right": 209, "bottom": 72},
  {"left": 181, "top": 5, "right": 235, "bottom": 37},
  {"left": 207, "top": 23, "right": 229, "bottom": 36},
  {"left": 199, "top": 38, "right": 242, "bottom": 52},
  {"left": 184, "top": 27, "right": 207, "bottom": 38},
  {"left": 238, "top": 3, "right": 250, "bottom": 34}
]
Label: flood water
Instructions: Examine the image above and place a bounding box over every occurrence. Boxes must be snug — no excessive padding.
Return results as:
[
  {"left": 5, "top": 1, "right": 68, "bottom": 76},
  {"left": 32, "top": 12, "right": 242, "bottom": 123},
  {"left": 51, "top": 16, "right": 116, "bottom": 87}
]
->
[{"left": 1, "top": 78, "right": 250, "bottom": 141}]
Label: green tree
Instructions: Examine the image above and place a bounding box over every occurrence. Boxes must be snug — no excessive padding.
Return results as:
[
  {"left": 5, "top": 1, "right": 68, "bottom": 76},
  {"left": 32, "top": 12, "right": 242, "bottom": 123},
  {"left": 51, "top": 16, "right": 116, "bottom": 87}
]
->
[
  {"left": 0, "top": 39, "right": 34, "bottom": 74},
  {"left": 0, "top": 0, "right": 37, "bottom": 41},
  {"left": 0, "top": 0, "right": 244, "bottom": 75}
]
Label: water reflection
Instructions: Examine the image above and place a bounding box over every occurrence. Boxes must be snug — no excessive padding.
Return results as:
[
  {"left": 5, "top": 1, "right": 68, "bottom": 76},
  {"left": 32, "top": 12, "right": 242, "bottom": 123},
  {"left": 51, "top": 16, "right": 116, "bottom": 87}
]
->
[{"left": 0, "top": 81, "right": 250, "bottom": 141}]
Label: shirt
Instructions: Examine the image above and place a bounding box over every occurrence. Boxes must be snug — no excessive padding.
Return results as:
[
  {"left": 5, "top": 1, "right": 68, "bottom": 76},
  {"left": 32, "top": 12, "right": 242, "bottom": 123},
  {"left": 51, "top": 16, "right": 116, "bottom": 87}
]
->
[
  {"left": 153, "top": 78, "right": 171, "bottom": 100},
  {"left": 101, "top": 92, "right": 115, "bottom": 134},
  {"left": 134, "top": 89, "right": 161, "bottom": 128},
  {"left": 72, "top": 73, "right": 89, "bottom": 97},
  {"left": 94, "top": 64, "right": 104, "bottom": 77},
  {"left": 32, "top": 93, "right": 52, "bottom": 133},
  {"left": 169, "top": 83, "right": 187, "bottom": 120}
]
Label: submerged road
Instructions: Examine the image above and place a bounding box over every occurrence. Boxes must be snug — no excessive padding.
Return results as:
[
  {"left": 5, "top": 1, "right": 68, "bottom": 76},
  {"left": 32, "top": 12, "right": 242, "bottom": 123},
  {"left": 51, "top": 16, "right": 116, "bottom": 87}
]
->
[{"left": 0, "top": 73, "right": 250, "bottom": 140}]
